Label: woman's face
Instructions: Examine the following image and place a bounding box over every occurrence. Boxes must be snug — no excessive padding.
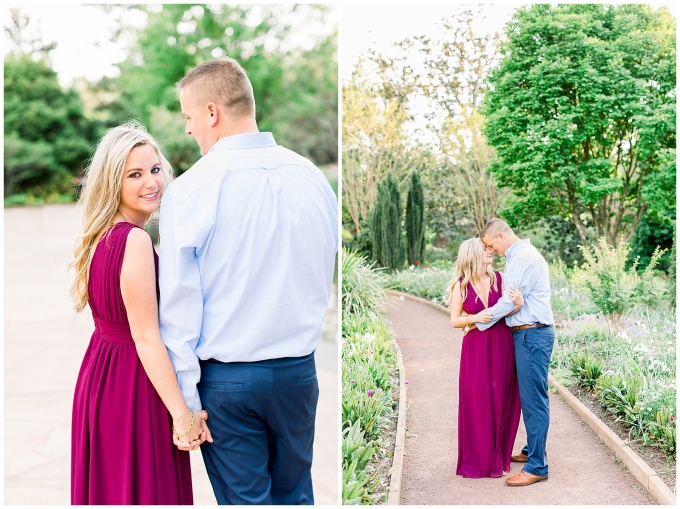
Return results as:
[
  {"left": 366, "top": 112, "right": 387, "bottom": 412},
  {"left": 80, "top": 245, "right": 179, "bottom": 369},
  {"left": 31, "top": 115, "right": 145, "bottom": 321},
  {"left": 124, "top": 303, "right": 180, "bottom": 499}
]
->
[
  {"left": 118, "top": 143, "right": 164, "bottom": 223},
  {"left": 482, "top": 244, "right": 493, "bottom": 267}
]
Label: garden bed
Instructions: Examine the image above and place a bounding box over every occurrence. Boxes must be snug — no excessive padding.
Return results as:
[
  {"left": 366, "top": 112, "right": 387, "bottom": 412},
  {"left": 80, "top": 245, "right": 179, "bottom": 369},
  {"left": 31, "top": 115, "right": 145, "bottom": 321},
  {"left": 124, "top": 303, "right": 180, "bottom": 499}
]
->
[
  {"left": 567, "top": 381, "right": 676, "bottom": 493},
  {"left": 366, "top": 380, "right": 399, "bottom": 504}
]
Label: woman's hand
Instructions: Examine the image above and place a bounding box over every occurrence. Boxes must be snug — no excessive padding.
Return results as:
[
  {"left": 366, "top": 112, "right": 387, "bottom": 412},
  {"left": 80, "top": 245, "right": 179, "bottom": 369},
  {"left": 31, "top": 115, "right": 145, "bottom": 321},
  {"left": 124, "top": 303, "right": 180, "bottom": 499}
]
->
[
  {"left": 508, "top": 286, "right": 524, "bottom": 307},
  {"left": 473, "top": 311, "right": 493, "bottom": 324},
  {"left": 173, "top": 409, "right": 211, "bottom": 451}
]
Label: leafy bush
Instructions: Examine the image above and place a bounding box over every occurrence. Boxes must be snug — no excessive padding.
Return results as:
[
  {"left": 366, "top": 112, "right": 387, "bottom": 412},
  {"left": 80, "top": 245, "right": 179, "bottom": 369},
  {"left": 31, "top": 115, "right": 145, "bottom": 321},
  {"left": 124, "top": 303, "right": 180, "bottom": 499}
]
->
[
  {"left": 571, "top": 351, "right": 605, "bottom": 390},
  {"left": 578, "top": 238, "right": 667, "bottom": 323},
  {"left": 341, "top": 248, "right": 397, "bottom": 503},
  {"left": 389, "top": 265, "right": 454, "bottom": 305},
  {"left": 342, "top": 420, "right": 381, "bottom": 505},
  {"left": 424, "top": 245, "right": 454, "bottom": 264},
  {"left": 341, "top": 248, "right": 388, "bottom": 317}
]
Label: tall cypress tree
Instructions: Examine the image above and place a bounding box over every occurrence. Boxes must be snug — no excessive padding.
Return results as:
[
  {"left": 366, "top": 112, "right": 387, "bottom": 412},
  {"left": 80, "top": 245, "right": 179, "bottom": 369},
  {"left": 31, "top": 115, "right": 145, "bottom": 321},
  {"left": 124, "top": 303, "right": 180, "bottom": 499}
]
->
[
  {"left": 405, "top": 170, "right": 425, "bottom": 265},
  {"left": 371, "top": 174, "right": 404, "bottom": 271}
]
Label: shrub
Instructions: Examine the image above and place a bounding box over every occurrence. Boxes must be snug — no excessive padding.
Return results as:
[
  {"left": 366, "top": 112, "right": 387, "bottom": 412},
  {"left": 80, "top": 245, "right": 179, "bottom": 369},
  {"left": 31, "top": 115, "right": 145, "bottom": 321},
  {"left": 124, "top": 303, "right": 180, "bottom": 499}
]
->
[
  {"left": 341, "top": 248, "right": 388, "bottom": 318},
  {"left": 342, "top": 420, "right": 381, "bottom": 505},
  {"left": 571, "top": 351, "right": 605, "bottom": 390},
  {"left": 405, "top": 170, "right": 425, "bottom": 266},
  {"left": 371, "top": 174, "right": 405, "bottom": 271},
  {"left": 579, "top": 238, "right": 667, "bottom": 323}
]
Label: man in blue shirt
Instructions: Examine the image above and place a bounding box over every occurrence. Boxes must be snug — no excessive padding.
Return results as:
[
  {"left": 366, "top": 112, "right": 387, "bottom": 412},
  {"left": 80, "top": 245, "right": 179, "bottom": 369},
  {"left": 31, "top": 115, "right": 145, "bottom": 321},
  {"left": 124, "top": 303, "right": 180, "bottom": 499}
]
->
[
  {"left": 158, "top": 57, "right": 338, "bottom": 504},
  {"left": 478, "top": 219, "right": 554, "bottom": 487}
]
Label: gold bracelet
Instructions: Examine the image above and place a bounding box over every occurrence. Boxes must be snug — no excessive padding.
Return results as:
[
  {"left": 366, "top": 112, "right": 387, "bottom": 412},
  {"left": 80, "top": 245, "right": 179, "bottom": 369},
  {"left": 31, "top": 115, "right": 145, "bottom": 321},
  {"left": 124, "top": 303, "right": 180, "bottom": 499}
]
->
[
  {"left": 172, "top": 410, "right": 194, "bottom": 439},
  {"left": 464, "top": 316, "right": 470, "bottom": 332}
]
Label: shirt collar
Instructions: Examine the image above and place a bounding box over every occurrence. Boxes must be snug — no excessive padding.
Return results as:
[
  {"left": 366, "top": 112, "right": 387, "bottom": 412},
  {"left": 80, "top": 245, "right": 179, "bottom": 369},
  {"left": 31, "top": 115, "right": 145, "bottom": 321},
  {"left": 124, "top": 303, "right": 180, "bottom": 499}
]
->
[
  {"left": 506, "top": 238, "right": 531, "bottom": 259},
  {"left": 208, "top": 132, "right": 277, "bottom": 153}
]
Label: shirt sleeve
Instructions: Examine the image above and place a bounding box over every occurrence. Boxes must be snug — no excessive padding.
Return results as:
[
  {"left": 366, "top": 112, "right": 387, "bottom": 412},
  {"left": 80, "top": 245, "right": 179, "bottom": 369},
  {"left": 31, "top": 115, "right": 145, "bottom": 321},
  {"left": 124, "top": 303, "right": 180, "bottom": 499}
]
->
[
  {"left": 158, "top": 191, "right": 205, "bottom": 411},
  {"left": 476, "top": 256, "right": 534, "bottom": 331}
]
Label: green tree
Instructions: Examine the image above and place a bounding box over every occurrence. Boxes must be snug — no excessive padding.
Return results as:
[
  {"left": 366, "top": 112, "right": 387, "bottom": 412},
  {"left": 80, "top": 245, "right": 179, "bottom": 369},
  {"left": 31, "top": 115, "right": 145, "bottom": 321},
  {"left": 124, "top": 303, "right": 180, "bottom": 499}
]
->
[
  {"left": 405, "top": 170, "right": 425, "bottom": 265},
  {"left": 484, "top": 4, "right": 676, "bottom": 246},
  {"left": 4, "top": 54, "right": 92, "bottom": 198},
  {"left": 99, "top": 4, "right": 337, "bottom": 174},
  {"left": 342, "top": 55, "right": 417, "bottom": 235},
  {"left": 371, "top": 174, "right": 404, "bottom": 271},
  {"left": 409, "top": 9, "right": 506, "bottom": 239}
]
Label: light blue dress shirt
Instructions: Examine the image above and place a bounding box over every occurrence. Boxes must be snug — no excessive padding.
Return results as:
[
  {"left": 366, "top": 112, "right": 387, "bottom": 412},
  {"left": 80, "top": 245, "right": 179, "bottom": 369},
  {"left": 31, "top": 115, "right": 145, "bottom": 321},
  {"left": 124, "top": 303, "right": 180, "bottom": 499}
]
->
[
  {"left": 158, "top": 132, "right": 338, "bottom": 410},
  {"left": 476, "top": 239, "right": 554, "bottom": 331}
]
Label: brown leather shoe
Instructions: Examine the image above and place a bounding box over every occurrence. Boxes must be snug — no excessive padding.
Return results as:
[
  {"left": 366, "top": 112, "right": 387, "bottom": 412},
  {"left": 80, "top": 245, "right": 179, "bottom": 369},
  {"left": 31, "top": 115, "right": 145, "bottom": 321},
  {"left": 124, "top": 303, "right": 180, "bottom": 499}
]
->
[
  {"left": 511, "top": 452, "right": 548, "bottom": 462},
  {"left": 506, "top": 469, "right": 548, "bottom": 487}
]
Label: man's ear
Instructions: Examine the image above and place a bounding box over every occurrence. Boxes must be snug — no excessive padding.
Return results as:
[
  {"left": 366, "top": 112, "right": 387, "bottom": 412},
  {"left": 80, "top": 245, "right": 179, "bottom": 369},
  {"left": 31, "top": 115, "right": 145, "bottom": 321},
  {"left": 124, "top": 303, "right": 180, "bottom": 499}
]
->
[{"left": 207, "top": 102, "right": 218, "bottom": 127}]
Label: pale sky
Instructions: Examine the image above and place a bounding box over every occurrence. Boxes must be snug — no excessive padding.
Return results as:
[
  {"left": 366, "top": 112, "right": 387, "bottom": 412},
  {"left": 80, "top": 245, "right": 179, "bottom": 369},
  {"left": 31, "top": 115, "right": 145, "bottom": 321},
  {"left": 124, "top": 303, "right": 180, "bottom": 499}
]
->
[
  {"left": 340, "top": 3, "right": 520, "bottom": 78},
  {"left": 340, "top": 2, "right": 677, "bottom": 78},
  {"left": 3, "top": 3, "right": 337, "bottom": 88}
]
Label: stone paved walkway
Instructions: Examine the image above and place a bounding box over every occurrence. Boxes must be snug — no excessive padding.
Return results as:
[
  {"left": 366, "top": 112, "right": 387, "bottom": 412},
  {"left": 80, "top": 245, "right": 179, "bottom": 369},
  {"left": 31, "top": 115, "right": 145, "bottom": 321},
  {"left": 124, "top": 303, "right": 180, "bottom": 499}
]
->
[
  {"left": 385, "top": 295, "right": 655, "bottom": 505},
  {"left": 4, "top": 204, "right": 338, "bottom": 505}
]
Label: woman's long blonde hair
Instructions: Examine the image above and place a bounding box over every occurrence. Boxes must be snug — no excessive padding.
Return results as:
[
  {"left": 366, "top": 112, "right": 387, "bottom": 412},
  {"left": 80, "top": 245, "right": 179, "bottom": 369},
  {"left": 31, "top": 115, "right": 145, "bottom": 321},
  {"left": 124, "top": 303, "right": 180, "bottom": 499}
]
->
[
  {"left": 446, "top": 238, "right": 497, "bottom": 306},
  {"left": 69, "top": 122, "right": 173, "bottom": 312}
]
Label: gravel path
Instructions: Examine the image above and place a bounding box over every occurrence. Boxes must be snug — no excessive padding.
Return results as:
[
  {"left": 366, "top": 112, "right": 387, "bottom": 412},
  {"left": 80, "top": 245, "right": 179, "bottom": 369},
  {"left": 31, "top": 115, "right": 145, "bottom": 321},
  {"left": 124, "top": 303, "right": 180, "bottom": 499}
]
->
[{"left": 385, "top": 295, "right": 655, "bottom": 505}]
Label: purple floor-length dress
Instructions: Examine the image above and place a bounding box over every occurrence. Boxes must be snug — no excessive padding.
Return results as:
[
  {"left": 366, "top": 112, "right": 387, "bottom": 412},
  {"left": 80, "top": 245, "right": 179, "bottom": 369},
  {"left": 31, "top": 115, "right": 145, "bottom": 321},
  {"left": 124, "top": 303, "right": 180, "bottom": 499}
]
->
[
  {"left": 71, "top": 222, "right": 193, "bottom": 504},
  {"left": 456, "top": 271, "right": 521, "bottom": 478}
]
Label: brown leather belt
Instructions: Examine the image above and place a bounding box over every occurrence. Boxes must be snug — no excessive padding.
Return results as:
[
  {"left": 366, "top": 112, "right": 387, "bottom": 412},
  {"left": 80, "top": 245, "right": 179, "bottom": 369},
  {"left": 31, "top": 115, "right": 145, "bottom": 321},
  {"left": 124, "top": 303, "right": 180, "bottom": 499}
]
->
[{"left": 511, "top": 323, "right": 550, "bottom": 333}]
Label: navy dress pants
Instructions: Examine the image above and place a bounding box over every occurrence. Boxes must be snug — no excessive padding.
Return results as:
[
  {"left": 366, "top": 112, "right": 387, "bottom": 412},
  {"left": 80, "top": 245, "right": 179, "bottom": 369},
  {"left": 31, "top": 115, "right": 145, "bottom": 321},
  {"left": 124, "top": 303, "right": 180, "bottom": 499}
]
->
[
  {"left": 197, "top": 352, "right": 318, "bottom": 505},
  {"left": 513, "top": 326, "right": 554, "bottom": 477}
]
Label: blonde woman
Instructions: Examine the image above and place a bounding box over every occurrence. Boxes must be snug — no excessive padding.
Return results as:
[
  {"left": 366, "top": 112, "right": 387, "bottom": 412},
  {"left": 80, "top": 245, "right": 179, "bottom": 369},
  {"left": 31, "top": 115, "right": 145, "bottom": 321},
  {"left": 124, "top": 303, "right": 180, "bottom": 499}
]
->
[
  {"left": 448, "top": 238, "right": 523, "bottom": 478},
  {"left": 70, "top": 122, "right": 211, "bottom": 504}
]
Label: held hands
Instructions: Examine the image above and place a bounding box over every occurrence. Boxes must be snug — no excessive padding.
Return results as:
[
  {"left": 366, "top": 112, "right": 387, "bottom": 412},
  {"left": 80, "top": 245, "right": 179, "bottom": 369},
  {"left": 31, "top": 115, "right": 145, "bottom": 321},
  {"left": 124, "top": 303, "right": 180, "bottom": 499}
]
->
[
  {"left": 172, "top": 409, "right": 214, "bottom": 451},
  {"left": 508, "top": 286, "right": 524, "bottom": 307}
]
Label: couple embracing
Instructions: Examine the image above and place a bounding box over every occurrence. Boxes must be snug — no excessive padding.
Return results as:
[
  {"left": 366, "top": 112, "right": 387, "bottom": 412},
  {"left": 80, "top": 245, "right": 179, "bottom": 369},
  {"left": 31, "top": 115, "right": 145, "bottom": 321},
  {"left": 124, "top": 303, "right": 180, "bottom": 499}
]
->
[
  {"left": 449, "top": 219, "right": 555, "bottom": 486},
  {"left": 70, "top": 57, "right": 338, "bottom": 504}
]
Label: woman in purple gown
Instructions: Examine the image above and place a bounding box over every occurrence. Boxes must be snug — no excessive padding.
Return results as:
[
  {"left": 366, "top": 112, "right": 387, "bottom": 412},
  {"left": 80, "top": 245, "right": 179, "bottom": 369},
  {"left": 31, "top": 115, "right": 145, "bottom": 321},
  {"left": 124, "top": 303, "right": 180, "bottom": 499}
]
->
[
  {"left": 448, "top": 238, "right": 523, "bottom": 478},
  {"left": 70, "top": 123, "right": 212, "bottom": 504}
]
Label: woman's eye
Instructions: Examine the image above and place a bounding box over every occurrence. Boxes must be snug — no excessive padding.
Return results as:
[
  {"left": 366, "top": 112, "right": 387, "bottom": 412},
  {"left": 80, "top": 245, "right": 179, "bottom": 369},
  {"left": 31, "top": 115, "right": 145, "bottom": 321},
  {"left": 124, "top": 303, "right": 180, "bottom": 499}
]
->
[
  {"left": 151, "top": 166, "right": 161, "bottom": 174},
  {"left": 129, "top": 172, "right": 141, "bottom": 178}
]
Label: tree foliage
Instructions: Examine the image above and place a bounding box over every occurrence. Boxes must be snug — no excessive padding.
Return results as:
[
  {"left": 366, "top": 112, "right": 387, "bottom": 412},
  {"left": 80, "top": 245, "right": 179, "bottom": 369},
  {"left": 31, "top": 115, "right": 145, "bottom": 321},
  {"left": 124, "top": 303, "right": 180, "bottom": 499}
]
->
[
  {"left": 484, "top": 4, "right": 676, "bottom": 246},
  {"left": 4, "top": 54, "right": 92, "bottom": 197},
  {"left": 105, "top": 4, "right": 337, "bottom": 173},
  {"left": 410, "top": 9, "right": 506, "bottom": 238},
  {"left": 405, "top": 170, "right": 425, "bottom": 265},
  {"left": 371, "top": 174, "right": 404, "bottom": 271},
  {"left": 342, "top": 55, "right": 418, "bottom": 235}
]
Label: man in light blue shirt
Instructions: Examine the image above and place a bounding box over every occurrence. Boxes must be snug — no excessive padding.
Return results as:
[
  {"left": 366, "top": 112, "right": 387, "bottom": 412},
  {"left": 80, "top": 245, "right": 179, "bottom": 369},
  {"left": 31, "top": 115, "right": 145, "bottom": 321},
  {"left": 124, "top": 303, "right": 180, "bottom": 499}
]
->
[
  {"left": 159, "top": 57, "right": 338, "bottom": 505},
  {"left": 478, "top": 219, "right": 554, "bottom": 487}
]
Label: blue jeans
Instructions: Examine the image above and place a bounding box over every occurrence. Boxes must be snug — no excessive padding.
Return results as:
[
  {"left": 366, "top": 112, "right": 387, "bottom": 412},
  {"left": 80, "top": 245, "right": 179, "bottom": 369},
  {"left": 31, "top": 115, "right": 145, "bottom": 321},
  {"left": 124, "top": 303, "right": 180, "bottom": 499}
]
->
[
  {"left": 513, "top": 326, "right": 554, "bottom": 477},
  {"left": 197, "top": 352, "right": 318, "bottom": 504}
]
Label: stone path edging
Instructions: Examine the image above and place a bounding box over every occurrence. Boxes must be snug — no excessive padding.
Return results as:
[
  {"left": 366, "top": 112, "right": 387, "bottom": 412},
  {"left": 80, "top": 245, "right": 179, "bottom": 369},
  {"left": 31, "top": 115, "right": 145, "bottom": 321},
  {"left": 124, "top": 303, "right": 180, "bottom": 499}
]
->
[
  {"left": 384, "top": 289, "right": 675, "bottom": 506},
  {"left": 386, "top": 337, "right": 407, "bottom": 505},
  {"left": 549, "top": 375, "right": 676, "bottom": 505}
]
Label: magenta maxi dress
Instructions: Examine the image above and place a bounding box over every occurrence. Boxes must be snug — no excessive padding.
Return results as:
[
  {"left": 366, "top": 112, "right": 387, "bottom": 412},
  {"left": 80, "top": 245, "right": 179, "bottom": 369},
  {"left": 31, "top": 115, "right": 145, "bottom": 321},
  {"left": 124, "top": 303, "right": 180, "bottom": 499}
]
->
[
  {"left": 456, "top": 271, "right": 521, "bottom": 478},
  {"left": 71, "top": 222, "right": 193, "bottom": 504}
]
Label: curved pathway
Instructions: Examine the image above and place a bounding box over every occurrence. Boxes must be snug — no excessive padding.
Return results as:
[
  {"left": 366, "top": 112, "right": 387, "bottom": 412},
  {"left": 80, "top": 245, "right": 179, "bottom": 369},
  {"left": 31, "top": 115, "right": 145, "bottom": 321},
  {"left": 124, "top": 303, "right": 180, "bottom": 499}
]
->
[{"left": 385, "top": 295, "right": 655, "bottom": 505}]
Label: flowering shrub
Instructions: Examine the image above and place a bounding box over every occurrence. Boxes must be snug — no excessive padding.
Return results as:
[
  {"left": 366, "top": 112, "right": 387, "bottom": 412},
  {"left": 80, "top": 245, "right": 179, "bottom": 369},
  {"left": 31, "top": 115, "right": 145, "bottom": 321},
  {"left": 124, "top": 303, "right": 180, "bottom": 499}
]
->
[
  {"left": 552, "top": 293, "right": 676, "bottom": 460},
  {"left": 389, "top": 264, "right": 454, "bottom": 305},
  {"left": 342, "top": 249, "right": 397, "bottom": 504}
]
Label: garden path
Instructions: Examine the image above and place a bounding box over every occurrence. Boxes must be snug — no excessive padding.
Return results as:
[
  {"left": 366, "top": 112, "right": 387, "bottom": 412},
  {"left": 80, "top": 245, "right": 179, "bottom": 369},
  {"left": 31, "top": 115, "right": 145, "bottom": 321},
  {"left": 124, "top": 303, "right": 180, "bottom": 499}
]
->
[
  {"left": 4, "top": 204, "right": 338, "bottom": 505},
  {"left": 385, "top": 294, "right": 655, "bottom": 505}
]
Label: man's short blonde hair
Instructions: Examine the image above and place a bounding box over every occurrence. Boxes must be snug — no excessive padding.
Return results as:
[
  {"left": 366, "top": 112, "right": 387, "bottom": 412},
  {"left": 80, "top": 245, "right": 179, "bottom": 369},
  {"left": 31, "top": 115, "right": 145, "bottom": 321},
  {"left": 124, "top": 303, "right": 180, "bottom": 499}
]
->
[
  {"left": 481, "top": 218, "right": 513, "bottom": 239},
  {"left": 177, "top": 56, "right": 255, "bottom": 120}
]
